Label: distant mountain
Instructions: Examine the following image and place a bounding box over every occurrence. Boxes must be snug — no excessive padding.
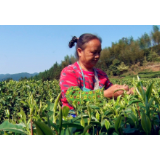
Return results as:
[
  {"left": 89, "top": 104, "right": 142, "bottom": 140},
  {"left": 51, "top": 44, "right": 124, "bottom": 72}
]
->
[
  {"left": 0, "top": 72, "right": 39, "bottom": 81},
  {"left": 0, "top": 74, "right": 6, "bottom": 79}
]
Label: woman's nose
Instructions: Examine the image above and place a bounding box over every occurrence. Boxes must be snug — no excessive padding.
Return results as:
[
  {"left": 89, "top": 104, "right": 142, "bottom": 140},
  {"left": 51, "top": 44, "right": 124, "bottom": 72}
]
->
[{"left": 95, "top": 53, "right": 100, "bottom": 59}]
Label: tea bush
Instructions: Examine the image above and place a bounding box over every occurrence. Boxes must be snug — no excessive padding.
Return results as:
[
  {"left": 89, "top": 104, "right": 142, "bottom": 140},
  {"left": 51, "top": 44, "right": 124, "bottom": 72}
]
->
[{"left": 0, "top": 77, "right": 160, "bottom": 135}]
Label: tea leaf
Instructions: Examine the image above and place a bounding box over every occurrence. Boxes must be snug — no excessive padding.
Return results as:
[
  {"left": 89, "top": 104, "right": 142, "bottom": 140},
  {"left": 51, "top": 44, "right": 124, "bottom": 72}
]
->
[
  {"left": 62, "top": 106, "right": 70, "bottom": 117},
  {"left": 141, "top": 112, "right": 151, "bottom": 135},
  {"left": 146, "top": 82, "right": 154, "bottom": 101},
  {"left": 115, "top": 115, "right": 122, "bottom": 133},
  {"left": 82, "top": 124, "right": 92, "bottom": 135},
  {"left": 34, "top": 121, "right": 53, "bottom": 135},
  {"left": 104, "top": 119, "right": 110, "bottom": 130},
  {"left": 0, "top": 120, "right": 27, "bottom": 135}
]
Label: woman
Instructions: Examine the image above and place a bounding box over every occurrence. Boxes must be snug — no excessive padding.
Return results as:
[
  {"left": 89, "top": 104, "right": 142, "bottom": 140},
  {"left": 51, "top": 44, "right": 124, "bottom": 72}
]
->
[{"left": 59, "top": 33, "right": 132, "bottom": 110}]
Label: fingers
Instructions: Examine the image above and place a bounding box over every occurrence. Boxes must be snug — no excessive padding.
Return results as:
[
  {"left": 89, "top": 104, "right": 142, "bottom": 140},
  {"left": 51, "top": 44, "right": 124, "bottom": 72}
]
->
[
  {"left": 143, "top": 87, "right": 147, "bottom": 91},
  {"left": 129, "top": 87, "right": 135, "bottom": 94},
  {"left": 119, "top": 84, "right": 129, "bottom": 91},
  {"left": 109, "top": 84, "right": 133, "bottom": 97},
  {"left": 127, "top": 90, "right": 132, "bottom": 95},
  {"left": 114, "top": 90, "right": 124, "bottom": 97}
]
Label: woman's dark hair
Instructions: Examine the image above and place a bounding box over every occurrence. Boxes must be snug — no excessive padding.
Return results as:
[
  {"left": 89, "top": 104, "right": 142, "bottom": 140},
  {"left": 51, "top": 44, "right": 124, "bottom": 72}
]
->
[{"left": 68, "top": 33, "right": 102, "bottom": 59}]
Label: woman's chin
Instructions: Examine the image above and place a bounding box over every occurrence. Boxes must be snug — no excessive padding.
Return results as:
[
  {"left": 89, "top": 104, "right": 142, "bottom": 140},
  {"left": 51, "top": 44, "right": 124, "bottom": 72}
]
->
[
  {"left": 93, "top": 60, "right": 99, "bottom": 64},
  {"left": 85, "top": 60, "right": 98, "bottom": 68},
  {"left": 90, "top": 61, "right": 98, "bottom": 67}
]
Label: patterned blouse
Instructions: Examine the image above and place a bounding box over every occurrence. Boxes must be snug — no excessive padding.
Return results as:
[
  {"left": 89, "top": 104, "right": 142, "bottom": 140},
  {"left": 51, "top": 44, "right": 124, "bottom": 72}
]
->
[{"left": 59, "top": 62, "right": 113, "bottom": 110}]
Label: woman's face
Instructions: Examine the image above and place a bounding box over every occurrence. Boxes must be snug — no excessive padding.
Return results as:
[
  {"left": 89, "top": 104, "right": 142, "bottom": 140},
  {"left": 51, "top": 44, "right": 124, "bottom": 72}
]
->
[{"left": 77, "top": 39, "right": 102, "bottom": 69}]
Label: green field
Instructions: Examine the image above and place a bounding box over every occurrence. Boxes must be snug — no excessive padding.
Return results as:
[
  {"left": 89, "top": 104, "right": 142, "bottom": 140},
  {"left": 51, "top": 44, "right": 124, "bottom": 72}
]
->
[{"left": 0, "top": 77, "right": 160, "bottom": 135}]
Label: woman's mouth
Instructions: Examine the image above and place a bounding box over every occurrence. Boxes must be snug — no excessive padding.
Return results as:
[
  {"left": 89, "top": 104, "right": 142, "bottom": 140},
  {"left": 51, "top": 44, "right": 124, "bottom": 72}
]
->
[{"left": 91, "top": 59, "right": 99, "bottom": 64}]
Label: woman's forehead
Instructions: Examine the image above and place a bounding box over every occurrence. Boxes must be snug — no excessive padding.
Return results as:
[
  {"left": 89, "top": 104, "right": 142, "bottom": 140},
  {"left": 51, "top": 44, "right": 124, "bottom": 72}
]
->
[{"left": 86, "top": 39, "right": 101, "bottom": 50}]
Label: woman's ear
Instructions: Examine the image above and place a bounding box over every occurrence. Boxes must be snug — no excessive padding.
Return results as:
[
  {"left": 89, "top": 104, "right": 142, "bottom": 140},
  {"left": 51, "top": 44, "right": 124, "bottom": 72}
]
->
[{"left": 77, "top": 48, "right": 83, "bottom": 57}]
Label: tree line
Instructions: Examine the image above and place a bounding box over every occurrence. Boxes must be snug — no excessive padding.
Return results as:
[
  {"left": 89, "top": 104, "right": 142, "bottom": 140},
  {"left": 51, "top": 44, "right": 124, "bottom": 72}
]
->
[{"left": 30, "top": 25, "right": 160, "bottom": 81}]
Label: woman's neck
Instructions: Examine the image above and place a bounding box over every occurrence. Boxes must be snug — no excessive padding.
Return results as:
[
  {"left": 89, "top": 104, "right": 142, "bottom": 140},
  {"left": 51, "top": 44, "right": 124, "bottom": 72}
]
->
[{"left": 78, "top": 61, "right": 94, "bottom": 72}]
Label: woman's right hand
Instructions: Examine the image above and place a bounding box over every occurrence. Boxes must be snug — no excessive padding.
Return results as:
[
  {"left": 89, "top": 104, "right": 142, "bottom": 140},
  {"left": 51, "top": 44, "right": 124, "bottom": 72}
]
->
[{"left": 104, "top": 84, "right": 129, "bottom": 99}]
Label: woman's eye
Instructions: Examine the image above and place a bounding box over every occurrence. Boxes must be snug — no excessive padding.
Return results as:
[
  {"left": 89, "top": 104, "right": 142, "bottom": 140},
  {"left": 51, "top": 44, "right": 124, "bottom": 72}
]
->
[{"left": 92, "top": 51, "right": 101, "bottom": 55}]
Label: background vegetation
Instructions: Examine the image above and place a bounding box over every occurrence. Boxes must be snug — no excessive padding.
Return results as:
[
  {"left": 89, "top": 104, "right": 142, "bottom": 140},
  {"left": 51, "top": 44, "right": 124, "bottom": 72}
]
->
[{"left": 28, "top": 25, "right": 160, "bottom": 81}]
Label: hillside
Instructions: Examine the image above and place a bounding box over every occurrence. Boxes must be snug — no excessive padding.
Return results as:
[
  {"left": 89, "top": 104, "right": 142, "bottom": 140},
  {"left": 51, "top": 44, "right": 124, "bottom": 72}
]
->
[
  {"left": 144, "top": 63, "right": 160, "bottom": 72},
  {"left": 0, "top": 72, "right": 39, "bottom": 81},
  {"left": 114, "top": 62, "right": 160, "bottom": 79}
]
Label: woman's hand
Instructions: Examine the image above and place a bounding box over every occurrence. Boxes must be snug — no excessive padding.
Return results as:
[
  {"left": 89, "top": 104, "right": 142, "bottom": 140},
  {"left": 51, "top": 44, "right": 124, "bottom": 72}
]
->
[{"left": 104, "top": 84, "right": 129, "bottom": 99}]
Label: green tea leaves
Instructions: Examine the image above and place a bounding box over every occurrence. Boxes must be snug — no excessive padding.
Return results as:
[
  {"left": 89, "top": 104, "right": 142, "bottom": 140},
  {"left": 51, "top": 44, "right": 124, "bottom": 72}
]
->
[
  {"left": 62, "top": 106, "right": 70, "bottom": 117},
  {"left": 0, "top": 120, "right": 27, "bottom": 135},
  {"left": 141, "top": 112, "right": 151, "bottom": 135},
  {"left": 34, "top": 121, "right": 53, "bottom": 135},
  {"left": 115, "top": 115, "right": 122, "bottom": 134}
]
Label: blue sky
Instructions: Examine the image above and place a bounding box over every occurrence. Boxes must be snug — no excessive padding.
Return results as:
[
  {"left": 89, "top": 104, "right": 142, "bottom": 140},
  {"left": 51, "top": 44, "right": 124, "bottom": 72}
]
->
[{"left": 0, "top": 25, "right": 159, "bottom": 74}]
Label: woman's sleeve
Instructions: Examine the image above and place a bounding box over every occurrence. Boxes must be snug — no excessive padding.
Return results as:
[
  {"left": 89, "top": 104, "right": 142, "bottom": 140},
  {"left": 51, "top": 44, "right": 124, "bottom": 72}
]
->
[
  {"left": 104, "top": 74, "right": 113, "bottom": 90},
  {"left": 59, "top": 67, "right": 79, "bottom": 109}
]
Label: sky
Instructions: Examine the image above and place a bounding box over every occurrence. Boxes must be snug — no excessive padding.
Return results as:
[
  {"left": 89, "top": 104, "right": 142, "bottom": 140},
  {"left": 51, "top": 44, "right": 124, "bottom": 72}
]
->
[{"left": 0, "top": 25, "right": 160, "bottom": 74}]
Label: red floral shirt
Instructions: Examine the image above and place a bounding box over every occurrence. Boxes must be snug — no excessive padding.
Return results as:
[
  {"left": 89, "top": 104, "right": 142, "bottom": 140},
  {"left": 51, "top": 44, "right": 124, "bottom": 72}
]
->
[{"left": 59, "top": 62, "right": 113, "bottom": 109}]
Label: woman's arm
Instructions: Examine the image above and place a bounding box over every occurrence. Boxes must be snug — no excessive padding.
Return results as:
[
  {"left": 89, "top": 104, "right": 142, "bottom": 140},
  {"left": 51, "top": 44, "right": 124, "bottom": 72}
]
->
[
  {"left": 104, "top": 84, "right": 147, "bottom": 98},
  {"left": 59, "top": 67, "right": 79, "bottom": 109},
  {"left": 65, "top": 84, "right": 130, "bottom": 107},
  {"left": 105, "top": 80, "right": 129, "bottom": 98},
  {"left": 103, "top": 71, "right": 129, "bottom": 98},
  {"left": 104, "top": 84, "right": 130, "bottom": 98}
]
